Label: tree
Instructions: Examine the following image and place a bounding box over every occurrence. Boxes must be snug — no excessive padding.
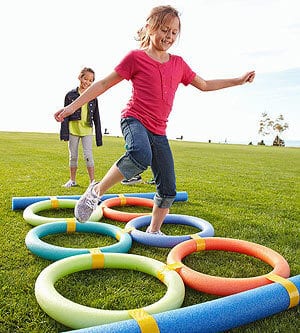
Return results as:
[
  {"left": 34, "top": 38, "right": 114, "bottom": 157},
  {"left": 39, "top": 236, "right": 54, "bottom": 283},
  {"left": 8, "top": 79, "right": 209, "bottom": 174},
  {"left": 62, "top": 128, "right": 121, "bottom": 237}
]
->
[
  {"left": 273, "top": 114, "right": 289, "bottom": 135},
  {"left": 258, "top": 112, "right": 289, "bottom": 146}
]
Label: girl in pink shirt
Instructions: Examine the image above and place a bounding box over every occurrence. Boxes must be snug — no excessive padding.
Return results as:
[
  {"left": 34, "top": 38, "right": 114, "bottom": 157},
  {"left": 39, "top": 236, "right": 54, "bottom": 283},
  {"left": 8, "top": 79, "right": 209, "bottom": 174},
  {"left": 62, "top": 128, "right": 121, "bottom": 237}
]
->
[{"left": 54, "top": 5, "right": 255, "bottom": 233}]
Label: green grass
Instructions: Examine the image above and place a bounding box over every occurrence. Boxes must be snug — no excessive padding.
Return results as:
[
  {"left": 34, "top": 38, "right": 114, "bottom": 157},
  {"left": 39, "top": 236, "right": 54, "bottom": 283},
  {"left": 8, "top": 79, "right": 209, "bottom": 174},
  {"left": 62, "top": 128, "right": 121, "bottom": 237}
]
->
[{"left": 0, "top": 131, "right": 299, "bottom": 333}]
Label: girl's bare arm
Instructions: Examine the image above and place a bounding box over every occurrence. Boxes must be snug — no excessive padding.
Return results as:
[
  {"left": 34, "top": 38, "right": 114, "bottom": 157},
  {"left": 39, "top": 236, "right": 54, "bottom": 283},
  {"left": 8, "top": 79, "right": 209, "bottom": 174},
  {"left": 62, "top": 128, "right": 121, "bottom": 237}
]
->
[
  {"left": 190, "top": 71, "right": 255, "bottom": 92},
  {"left": 54, "top": 71, "right": 124, "bottom": 122}
]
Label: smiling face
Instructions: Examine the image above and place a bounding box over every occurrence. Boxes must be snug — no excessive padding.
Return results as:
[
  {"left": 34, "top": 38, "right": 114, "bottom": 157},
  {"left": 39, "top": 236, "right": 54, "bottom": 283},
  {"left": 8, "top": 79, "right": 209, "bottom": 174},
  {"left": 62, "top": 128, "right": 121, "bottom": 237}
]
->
[
  {"left": 148, "top": 16, "right": 180, "bottom": 51},
  {"left": 79, "top": 70, "right": 95, "bottom": 92}
]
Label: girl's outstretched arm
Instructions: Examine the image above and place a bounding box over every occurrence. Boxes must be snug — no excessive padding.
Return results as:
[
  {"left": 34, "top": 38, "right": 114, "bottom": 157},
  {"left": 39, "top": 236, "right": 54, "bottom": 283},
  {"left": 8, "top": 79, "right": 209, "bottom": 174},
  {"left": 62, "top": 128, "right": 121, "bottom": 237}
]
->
[
  {"left": 54, "top": 71, "right": 124, "bottom": 122},
  {"left": 190, "top": 71, "right": 255, "bottom": 92}
]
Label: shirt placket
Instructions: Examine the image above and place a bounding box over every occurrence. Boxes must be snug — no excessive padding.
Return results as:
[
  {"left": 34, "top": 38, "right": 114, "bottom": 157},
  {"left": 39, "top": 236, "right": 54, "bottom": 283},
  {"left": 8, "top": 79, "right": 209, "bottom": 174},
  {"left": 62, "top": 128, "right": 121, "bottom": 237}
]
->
[{"left": 159, "top": 64, "right": 168, "bottom": 103}]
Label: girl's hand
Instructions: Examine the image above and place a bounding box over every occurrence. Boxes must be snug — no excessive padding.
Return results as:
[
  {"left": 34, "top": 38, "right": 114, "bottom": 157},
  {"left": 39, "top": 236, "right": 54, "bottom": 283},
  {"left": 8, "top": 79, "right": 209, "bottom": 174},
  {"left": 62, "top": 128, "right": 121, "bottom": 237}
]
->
[
  {"left": 240, "top": 71, "right": 255, "bottom": 84},
  {"left": 54, "top": 107, "right": 73, "bottom": 122},
  {"left": 54, "top": 109, "right": 65, "bottom": 122}
]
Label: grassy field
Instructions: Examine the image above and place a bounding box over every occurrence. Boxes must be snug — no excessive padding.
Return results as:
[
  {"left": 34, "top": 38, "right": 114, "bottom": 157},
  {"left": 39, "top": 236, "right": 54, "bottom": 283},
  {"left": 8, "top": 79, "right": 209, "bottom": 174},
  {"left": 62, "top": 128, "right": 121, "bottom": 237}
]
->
[{"left": 0, "top": 131, "right": 299, "bottom": 332}]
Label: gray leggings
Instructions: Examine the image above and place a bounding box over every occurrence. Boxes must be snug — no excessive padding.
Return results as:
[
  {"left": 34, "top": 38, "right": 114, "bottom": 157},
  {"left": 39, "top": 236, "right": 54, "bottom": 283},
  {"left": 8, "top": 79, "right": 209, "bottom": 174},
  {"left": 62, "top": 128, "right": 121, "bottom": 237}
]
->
[{"left": 68, "top": 134, "right": 94, "bottom": 167}]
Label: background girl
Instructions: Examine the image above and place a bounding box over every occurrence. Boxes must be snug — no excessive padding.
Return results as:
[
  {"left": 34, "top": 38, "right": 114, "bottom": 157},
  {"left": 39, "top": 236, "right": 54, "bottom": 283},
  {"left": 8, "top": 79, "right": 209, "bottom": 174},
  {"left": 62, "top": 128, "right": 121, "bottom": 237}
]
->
[{"left": 60, "top": 67, "right": 102, "bottom": 187}]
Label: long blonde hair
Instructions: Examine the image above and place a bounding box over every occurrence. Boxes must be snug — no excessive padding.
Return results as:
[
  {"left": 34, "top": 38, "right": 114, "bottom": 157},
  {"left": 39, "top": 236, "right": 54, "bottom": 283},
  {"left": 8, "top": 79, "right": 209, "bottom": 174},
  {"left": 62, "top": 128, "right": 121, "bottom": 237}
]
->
[{"left": 136, "top": 5, "right": 181, "bottom": 49}]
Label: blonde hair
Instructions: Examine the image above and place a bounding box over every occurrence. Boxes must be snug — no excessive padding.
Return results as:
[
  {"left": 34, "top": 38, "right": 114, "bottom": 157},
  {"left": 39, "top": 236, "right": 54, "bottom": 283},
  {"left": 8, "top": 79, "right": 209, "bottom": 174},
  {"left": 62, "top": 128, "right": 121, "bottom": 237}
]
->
[
  {"left": 78, "top": 67, "right": 95, "bottom": 81},
  {"left": 136, "top": 5, "right": 181, "bottom": 49}
]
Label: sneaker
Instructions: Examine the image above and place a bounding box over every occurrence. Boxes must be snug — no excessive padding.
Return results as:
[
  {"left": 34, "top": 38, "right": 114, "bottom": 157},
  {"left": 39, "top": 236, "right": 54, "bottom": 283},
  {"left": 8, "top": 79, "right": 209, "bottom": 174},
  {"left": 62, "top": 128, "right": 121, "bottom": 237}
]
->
[
  {"left": 146, "top": 226, "right": 165, "bottom": 235},
  {"left": 74, "top": 182, "right": 101, "bottom": 222},
  {"left": 121, "top": 175, "right": 142, "bottom": 185},
  {"left": 63, "top": 180, "right": 78, "bottom": 188}
]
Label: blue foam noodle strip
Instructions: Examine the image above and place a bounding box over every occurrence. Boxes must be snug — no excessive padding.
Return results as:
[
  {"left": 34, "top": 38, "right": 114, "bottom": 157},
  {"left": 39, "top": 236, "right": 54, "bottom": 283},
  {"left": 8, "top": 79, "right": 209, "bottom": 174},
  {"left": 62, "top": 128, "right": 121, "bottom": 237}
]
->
[
  {"left": 12, "top": 192, "right": 188, "bottom": 210},
  {"left": 63, "top": 275, "right": 300, "bottom": 333}
]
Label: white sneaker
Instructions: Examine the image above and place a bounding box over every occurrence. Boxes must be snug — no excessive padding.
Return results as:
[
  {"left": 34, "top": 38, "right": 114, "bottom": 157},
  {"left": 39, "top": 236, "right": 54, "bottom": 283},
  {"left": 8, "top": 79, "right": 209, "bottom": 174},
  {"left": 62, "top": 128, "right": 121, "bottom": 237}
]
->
[
  {"left": 63, "top": 180, "right": 77, "bottom": 188},
  {"left": 74, "top": 182, "right": 101, "bottom": 222},
  {"left": 146, "top": 226, "right": 165, "bottom": 235}
]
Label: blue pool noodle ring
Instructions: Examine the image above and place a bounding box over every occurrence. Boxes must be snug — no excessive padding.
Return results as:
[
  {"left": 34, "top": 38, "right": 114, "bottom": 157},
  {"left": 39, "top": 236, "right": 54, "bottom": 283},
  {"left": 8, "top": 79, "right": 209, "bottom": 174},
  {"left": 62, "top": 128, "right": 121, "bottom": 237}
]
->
[
  {"left": 25, "top": 221, "right": 132, "bottom": 260},
  {"left": 125, "top": 214, "right": 214, "bottom": 248}
]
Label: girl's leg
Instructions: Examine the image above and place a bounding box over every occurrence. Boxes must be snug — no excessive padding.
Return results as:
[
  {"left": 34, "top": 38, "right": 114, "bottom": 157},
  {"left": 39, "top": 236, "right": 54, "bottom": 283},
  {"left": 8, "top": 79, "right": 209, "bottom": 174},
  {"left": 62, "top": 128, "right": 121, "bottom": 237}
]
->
[
  {"left": 87, "top": 167, "right": 95, "bottom": 183},
  {"left": 75, "top": 118, "right": 152, "bottom": 222},
  {"left": 70, "top": 166, "right": 77, "bottom": 182},
  {"left": 147, "top": 205, "right": 169, "bottom": 232},
  {"left": 94, "top": 118, "right": 152, "bottom": 195},
  {"left": 82, "top": 135, "right": 95, "bottom": 183},
  {"left": 68, "top": 134, "right": 80, "bottom": 182},
  {"left": 148, "top": 135, "right": 176, "bottom": 232},
  {"left": 93, "top": 163, "right": 124, "bottom": 196}
]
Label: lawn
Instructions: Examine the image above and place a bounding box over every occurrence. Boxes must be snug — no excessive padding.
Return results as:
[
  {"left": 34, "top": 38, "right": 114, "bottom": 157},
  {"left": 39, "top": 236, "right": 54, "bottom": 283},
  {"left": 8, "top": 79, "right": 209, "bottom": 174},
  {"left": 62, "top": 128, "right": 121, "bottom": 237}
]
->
[{"left": 0, "top": 131, "right": 299, "bottom": 332}]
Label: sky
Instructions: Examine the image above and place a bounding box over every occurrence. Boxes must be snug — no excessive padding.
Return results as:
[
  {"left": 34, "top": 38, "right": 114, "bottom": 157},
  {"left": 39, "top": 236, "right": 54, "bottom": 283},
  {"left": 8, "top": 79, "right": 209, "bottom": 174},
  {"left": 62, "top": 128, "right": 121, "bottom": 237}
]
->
[{"left": 1, "top": 0, "right": 300, "bottom": 145}]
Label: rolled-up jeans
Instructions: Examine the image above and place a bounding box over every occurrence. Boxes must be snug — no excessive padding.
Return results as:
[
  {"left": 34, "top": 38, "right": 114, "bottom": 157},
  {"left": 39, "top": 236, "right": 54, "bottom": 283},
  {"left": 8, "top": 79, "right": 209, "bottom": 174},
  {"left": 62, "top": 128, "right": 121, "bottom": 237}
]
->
[{"left": 116, "top": 117, "right": 176, "bottom": 209}]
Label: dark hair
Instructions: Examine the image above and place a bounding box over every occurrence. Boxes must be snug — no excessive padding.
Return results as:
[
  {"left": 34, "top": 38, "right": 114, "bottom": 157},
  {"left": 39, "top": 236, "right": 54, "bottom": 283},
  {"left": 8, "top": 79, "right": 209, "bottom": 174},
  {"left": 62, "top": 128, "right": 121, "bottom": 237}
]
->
[{"left": 136, "top": 5, "right": 181, "bottom": 48}]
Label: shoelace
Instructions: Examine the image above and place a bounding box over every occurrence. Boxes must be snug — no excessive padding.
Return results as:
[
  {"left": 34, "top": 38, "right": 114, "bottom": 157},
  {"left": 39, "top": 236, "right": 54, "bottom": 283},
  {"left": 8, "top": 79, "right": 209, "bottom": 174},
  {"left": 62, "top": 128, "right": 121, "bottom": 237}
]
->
[{"left": 85, "top": 196, "right": 99, "bottom": 210}]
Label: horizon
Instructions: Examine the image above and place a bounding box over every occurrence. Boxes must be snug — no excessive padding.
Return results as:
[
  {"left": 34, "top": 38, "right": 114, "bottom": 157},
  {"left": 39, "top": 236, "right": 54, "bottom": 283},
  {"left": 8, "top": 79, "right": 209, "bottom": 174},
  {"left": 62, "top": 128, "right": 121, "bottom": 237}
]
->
[{"left": 1, "top": 129, "right": 299, "bottom": 148}]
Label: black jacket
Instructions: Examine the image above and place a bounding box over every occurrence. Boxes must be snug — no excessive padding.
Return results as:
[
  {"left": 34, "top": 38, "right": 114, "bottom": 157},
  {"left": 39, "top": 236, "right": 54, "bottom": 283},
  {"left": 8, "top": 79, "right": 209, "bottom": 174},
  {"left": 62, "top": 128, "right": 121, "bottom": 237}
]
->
[{"left": 60, "top": 88, "right": 103, "bottom": 146}]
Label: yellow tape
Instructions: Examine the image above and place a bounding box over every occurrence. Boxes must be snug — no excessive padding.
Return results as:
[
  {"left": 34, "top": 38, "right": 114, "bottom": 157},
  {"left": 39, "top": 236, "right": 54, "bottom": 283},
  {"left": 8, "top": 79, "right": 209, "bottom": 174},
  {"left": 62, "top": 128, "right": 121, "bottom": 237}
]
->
[
  {"left": 115, "top": 231, "right": 121, "bottom": 241},
  {"left": 190, "top": 234, "right": 201, "bottom": 239},
  {"left": 266, "top": 273, "right": 299, "bottom": 308},
  {"left": 50, "top": 197, "right": 59, "bottom": 209},
  {"left": 118, "top": 194, "right": 127, "bottom": 206},
  {"left": 66, "top": 218, "right": 76, "bottom": 233},
  {"left": 128, "top": 309, "right": 160, "bottom": 333},
  {"left": 90, "top": 251, "right": 104, "bottom": 269},
  {"left": 89, "top": 248, "right": 102, "bottom": 254},
  {"left": 166, "top": 262, "right": 184, "bottom": 270},
  {"left": 157, "top": 263, "right": 183, "bottom": 282},
  {"left": 122, "top": 227, "right": 135, "bottom": 234},
  {"left": 192, "top": 237, "right": 205, "bottom": 252}
]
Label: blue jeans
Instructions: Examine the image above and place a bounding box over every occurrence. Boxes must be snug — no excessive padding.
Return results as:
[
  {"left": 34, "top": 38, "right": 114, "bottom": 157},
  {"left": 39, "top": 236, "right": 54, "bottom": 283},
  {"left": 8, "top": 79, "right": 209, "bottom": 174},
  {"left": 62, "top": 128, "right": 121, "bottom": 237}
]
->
[{"left": 116, "top": 117, "right": 176, "bottom": 208}]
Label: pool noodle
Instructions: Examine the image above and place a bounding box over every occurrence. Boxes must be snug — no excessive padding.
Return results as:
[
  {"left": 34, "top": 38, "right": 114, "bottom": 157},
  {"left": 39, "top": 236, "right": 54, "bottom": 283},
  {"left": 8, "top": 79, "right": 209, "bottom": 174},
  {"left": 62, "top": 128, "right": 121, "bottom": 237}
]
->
[
  {"left": 64, "top": 275, "right": 299, "bottom": 333},
  {"left": 12, "top": 191, "right": 188, "bottom": 210}
]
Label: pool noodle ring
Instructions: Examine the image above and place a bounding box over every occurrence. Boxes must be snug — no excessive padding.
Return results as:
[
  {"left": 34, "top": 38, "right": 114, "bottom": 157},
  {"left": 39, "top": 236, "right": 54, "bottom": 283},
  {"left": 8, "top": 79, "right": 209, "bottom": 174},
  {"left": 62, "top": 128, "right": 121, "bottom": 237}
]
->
[
  {"left": 23, "top": 198, "right": 103, "bottom": 226},
  {"left": 167, "top": 237, "right": 290, "bottom": 296},
  {"left": 25, "top": 221, "right": 132, "bottom": 261},
  {"left": 101, "top": 196, "right": 153, "bottom": 222},
  {"left": 125, "top": 214, "right": 214, "bottom": 248},
  {"left": 35, "top": 253, "right": 185, "bottom": 329}
]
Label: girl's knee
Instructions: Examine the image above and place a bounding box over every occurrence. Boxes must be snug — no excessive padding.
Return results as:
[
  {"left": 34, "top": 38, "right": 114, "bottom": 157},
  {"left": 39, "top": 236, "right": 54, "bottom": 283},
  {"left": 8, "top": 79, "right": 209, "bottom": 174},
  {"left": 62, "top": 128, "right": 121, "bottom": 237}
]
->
[
  {"left": 154, "top": 193, "right": 176, "bottom": 208},
  {"left": 116, "top": 153, "right": 148, "bottom": 179}
]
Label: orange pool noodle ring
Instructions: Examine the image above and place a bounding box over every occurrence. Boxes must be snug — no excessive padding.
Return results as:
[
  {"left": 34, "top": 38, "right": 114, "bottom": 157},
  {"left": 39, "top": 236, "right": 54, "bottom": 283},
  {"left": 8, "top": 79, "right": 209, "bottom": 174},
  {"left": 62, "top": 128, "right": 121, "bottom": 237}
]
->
[
  {"left": 101, "top": 196, "right": 153, "bottom": 222},
  {"left": 167, "top": 237, "right": 290, "bottom": 296}
]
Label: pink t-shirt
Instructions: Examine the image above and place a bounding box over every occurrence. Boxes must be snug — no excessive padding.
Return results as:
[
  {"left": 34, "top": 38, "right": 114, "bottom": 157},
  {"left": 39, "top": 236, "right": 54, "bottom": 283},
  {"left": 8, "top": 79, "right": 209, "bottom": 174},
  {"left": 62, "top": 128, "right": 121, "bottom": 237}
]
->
[{"left": 115, "top": 49, "right": 196, "bottom": 135}]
